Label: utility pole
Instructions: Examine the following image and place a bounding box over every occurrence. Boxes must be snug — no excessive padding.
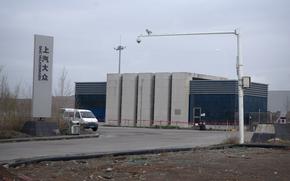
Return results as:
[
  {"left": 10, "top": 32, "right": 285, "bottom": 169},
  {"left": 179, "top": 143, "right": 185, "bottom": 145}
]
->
[{"left": 114, "top": 45, "right": 126, "bottom": 74}]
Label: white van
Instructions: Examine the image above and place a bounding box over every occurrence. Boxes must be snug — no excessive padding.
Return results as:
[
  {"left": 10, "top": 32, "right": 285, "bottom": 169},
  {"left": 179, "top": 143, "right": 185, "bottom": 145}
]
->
[{"left": 60, "top": 108, "right": 99, "bottom": 131}]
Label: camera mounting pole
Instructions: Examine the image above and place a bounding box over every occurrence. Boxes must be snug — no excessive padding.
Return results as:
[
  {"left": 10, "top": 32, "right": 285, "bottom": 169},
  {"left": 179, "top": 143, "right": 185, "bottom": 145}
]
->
[{"left": 137, "top": 29, "right": 245, "bottom": 144}]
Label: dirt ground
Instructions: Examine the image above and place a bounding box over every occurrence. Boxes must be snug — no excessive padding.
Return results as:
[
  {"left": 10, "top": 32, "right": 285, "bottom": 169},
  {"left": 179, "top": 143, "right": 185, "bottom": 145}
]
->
[{"left": 1, "top": 147, "right": 290, "bottom": 181}]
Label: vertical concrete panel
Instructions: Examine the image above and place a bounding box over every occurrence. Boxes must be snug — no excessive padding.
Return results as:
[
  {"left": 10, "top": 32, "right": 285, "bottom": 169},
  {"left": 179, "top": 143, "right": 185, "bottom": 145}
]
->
[
  {"left": 154, "top": 73, "right": 171, "bottom": 126},
  {"left": 105, "top": 74, "right": 122, "bottom": 126},
  {"left": 137, "top": 73, "right": 154, "bottom": 127},
  {"left": 121, "top": 73, "right": 138, "bottom": 126},
  {"left": 171, "top": 72, "right": 192, "bottom": 128}
]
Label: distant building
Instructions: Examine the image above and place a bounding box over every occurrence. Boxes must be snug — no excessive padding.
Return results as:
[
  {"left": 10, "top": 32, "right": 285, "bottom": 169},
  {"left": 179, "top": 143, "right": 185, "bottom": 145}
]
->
[
  {"left": 268, "top": 90, "right": 290, "bottom": 113},
  {"left": 75, "top": 72, "right": 268, "bottom": 127}
]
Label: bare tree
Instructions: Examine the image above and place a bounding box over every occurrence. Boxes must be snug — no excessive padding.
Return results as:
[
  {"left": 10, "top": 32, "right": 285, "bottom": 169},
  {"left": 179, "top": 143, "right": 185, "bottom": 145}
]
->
[
  {"left": 21, "top": 83, "right": 32, "bottom": 99},
  {"left": 0, "top": 66, "right": 30, "bottom": 132},
  {"left": 0, "top": 66, "right": 10, "bottom": 99},
  {"left": 54, "top": 67, "right": 73, "bottom": 96},
  {"left": 52, "top": 67, "right": 74, "bottom": 121}
]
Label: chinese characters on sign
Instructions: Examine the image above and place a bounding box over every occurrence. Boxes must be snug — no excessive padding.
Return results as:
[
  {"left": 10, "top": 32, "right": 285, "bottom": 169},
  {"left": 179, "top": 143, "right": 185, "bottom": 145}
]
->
[
  {"left": 32, "top": 35, "right": 54, "bottom": 118},
  {"left": 38, "top": 46, "right": 50, "bottom": 81}
]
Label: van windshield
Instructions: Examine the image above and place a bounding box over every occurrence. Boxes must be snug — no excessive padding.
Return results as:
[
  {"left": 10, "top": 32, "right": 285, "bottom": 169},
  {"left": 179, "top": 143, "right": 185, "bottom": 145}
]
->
[{"left": 80, "top": 111, "right": 95, "bottom": 118}]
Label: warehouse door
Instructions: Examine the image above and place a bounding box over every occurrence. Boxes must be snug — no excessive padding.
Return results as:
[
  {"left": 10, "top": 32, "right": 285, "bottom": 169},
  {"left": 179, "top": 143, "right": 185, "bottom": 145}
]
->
[{"left": 193, "top": 107, "right": 201, "bottom": 124}]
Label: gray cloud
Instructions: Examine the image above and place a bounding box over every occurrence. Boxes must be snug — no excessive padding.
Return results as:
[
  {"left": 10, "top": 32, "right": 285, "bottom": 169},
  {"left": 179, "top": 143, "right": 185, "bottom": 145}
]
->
[{"left": 0, "top": 0, "right": 290, "bottom": 93}]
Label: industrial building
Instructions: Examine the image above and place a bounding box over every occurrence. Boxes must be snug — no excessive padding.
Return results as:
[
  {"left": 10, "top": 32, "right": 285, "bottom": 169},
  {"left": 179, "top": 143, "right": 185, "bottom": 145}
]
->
[
  {"left": 75, "top": 72, "right": 268, "bottom": 127},
  {"left": 268, "top": 90, "right": 290, "bottom": 113},
  {"left": 75, "top": 82, "right": 106, "bottom": 122}
]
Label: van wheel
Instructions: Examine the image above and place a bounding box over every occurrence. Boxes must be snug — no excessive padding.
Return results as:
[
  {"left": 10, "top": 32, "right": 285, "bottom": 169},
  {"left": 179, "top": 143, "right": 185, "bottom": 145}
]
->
[{"left": 92, "top": 128, "right": 97, "bottom": 131}]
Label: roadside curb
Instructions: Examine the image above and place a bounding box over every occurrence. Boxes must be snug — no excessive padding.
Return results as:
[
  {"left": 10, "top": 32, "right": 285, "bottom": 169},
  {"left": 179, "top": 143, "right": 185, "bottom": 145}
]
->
[
  {"left": 2, "top": 143, "right": 289, "bottom": 168},
  {"left": 0, "top": 134, "right": 99, "bottom": 143},
  {"left": 101, "top": 125, "right": 240, "bottom": 132}
]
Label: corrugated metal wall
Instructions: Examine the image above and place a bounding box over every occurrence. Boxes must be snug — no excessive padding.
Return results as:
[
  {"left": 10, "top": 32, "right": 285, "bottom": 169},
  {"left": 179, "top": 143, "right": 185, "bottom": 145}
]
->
[
  {"left": 75, "top": 82, "right": 106, "bottom": 122},
  {"left": 75, "top": 82, "right": 106, "bottom": 95},
  {"left": 189, "top": 80, "right": 268, "bottom": 124},
  {"left": 244, "top": 83, "right": 268, "bottom": 98},
  {"left": 190, "top": 80, "right": 268, "bottom": 98}
]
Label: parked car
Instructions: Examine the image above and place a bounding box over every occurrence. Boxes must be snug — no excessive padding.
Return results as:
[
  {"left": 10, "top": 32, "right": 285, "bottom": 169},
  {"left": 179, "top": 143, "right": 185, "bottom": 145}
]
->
[{"left": 60, "top": 108, "right": 99, "bottom": 131}]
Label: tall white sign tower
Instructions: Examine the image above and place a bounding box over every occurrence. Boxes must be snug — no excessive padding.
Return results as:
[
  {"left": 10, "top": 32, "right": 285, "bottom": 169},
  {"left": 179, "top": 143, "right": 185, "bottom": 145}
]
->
[{"left": 32, "top": 35, "right": 54, "bottom": 118}]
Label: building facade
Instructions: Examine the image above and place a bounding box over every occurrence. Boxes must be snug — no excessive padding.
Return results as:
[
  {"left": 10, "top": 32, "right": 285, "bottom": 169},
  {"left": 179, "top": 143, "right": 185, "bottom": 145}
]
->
[
  {"left": 75, "top": 82, "right": 106, "bottom": 122},
  {"left": 75, "top": 72, "right": 268, "bottom": 127},
  {"left": 189, "top": 80, "right": 268, "bottom": 125}
]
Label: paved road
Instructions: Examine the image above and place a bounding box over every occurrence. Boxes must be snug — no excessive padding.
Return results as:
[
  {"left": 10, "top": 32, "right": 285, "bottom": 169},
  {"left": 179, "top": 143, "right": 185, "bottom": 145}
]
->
[{"left": 0, "top": 126, "right": 230, "bottom": 164}]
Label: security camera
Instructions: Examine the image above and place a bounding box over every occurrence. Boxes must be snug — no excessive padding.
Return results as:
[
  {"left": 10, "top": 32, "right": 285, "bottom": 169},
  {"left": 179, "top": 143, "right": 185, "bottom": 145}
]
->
[
  {"left": 146, "top": 29, "right": 152, "bottom": 35},
  {"left": 136, "top": 37, "right": 141, "bottom": 44}
]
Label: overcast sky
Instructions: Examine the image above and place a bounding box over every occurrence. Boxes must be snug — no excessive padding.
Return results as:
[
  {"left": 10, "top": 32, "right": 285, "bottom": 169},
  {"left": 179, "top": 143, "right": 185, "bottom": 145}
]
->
[{"left": 0, "top": 0, "right": 289, "bottom": 96}]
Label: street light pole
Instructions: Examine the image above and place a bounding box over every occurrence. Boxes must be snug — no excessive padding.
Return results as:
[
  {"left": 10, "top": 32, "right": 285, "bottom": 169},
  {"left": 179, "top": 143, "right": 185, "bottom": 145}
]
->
[
  {"left": 114, "top": 45, "right": 126, "bottom": 74},
  {"left": 137, "top": 29, "right": 245, "bottom": 144},
  {"left": 235, "top": 29, "right": 244, "bottom": 143}
]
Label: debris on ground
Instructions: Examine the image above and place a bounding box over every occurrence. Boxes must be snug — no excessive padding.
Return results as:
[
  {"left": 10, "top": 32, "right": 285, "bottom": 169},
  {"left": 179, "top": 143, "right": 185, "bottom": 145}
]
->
[{"left": 2, "top": 147, "right": 290, "bottom": 181}]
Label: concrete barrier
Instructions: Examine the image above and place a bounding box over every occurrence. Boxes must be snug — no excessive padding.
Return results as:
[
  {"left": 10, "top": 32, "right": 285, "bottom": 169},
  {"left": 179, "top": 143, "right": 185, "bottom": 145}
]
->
[
  {"left": 251, "top": 123, "right": 290, "bottom": 143},
  {"left": 274, "top": 123, "right": 290, "bottom": 140},
  {"left": 255, "top": 124, "right": 275, "bottom": 133}
]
